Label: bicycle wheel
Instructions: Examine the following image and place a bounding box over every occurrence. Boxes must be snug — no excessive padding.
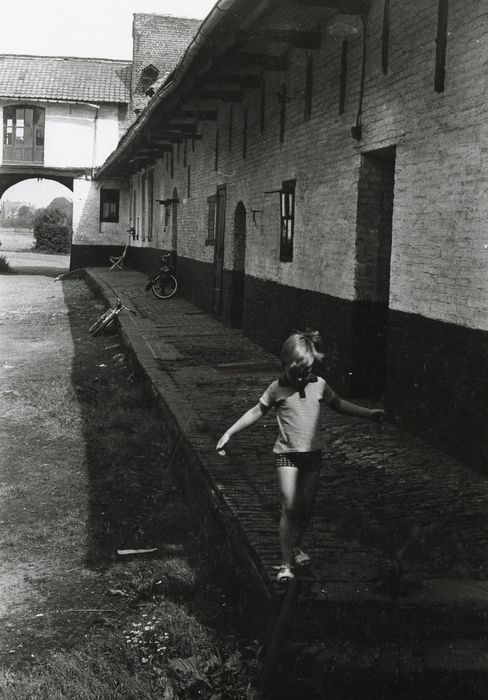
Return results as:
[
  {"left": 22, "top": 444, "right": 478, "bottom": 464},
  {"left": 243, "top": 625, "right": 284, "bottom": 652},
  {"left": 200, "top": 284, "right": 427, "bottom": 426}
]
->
[
  {"left": 151, "top": 273, "right": 177, "bottom": 299},
  {"left": 89, "top": 308, "right": 111, "bottom": 334},
  {"left": 89, "top": 309, "right": 117, "bottom": 336}
]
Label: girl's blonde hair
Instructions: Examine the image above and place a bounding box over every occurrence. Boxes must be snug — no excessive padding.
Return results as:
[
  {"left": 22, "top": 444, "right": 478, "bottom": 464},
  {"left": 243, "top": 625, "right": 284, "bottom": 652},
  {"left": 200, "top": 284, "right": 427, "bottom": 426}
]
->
[{"left": 281, "top": 330, "right": 324, "bottom": 372}]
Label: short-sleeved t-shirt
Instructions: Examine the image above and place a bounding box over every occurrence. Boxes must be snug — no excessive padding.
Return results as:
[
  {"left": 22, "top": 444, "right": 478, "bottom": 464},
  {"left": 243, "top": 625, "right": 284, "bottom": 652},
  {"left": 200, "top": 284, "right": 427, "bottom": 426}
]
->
[{"left": 259, "top": 375, "right": 335, "bottom": 454}]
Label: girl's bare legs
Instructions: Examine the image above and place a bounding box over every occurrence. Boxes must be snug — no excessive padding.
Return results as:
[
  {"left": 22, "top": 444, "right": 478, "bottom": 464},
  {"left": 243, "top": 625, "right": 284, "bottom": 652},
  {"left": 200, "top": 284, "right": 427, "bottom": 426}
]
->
[
  {"left": 294, "top": 469, "right": 320, "bottom": 549},
  {"left": 277, "top": 465, "right": 300, "bottom": 567}
]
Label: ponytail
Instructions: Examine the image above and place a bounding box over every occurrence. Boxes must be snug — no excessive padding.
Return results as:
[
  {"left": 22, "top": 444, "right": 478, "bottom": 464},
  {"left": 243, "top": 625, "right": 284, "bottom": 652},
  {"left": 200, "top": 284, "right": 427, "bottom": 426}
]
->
[{"left": 281, "top": 329, "right": 324, "bottom": 369}]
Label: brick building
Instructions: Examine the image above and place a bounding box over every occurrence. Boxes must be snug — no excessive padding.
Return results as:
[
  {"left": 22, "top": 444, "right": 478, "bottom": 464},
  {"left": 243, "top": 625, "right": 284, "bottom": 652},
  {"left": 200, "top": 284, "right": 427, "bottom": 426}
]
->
[{"left": 84, "top": 0, "right": 487, "bottom": 472}]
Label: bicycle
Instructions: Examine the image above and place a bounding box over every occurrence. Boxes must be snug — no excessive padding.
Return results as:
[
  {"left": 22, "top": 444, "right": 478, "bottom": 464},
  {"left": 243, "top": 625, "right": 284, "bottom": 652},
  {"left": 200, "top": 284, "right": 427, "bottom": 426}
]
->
[
  {"left": 89, "top": 297, "right": 136, "bottom": 336},
  {"left": 145, "top": 253, "right": 178, "bottom": 299}
]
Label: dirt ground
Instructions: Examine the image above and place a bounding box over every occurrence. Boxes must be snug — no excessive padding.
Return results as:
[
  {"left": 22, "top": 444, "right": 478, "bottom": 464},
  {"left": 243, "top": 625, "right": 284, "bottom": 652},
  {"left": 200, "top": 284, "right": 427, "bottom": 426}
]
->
[{"left": 1, "top": 255, "right": 111, "bottom": 665}]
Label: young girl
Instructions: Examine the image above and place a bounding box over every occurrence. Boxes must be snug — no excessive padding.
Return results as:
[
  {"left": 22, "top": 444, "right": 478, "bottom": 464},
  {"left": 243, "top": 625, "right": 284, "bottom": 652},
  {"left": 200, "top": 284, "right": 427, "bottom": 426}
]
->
[{"left": 216, "top": 330, "right": 384, "bottom": 583}]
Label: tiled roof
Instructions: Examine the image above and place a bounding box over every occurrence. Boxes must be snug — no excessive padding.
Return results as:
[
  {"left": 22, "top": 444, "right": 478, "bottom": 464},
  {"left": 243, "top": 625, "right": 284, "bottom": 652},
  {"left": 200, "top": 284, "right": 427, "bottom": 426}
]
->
[{"left": 0, "top": 55, "right": 132, "bottom": 103}]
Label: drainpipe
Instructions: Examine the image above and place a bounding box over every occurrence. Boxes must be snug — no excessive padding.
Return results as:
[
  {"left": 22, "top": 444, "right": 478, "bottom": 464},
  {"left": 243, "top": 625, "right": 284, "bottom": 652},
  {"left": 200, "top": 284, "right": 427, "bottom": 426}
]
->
[{"left": 90, "top": 104, "right": 100, "bottom": 177}]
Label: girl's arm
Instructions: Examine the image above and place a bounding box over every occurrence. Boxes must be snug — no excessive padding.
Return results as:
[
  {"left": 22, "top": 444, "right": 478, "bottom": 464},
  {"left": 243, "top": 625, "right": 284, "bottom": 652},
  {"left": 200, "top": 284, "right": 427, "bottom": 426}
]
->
[
  {"left": 216, "top": 403, "right": 268, "bottom": 451},
  {"left": 329, "top": 395, "right": 384, "bottom": 421}
]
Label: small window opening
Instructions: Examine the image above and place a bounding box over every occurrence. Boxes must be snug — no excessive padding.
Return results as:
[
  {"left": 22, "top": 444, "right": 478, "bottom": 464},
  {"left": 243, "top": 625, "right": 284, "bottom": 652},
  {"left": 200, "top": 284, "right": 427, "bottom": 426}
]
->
[{"left": 279, "top": 179, "right": 296, "bottom": 263}]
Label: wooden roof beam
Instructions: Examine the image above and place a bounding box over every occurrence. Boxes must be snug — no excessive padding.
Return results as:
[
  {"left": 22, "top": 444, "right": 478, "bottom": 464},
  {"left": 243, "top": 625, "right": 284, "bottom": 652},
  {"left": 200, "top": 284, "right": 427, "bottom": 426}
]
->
[
  {"left": 201, "top": 74, "right": 263, "bottom": 88},
  {"left": 226, "top": 52, "right": 288, "bottom": 70},
  {"left": 184, "top": 89, "right": 243, "bottom": 102},
  {"left": 157, "top": 131, "right": 203, "bottom": 141},
  {"left": 268, "top": 0, "right": 368, "bottom": 13},
  {"left": 166, "top": 122, "right": 198, "bottom": 133},
  {"left": 236, "top": 28, "right": 321, "bottom": 49},
  {"left": 174, "top": 110, "right": 218, "bottom": 120}
]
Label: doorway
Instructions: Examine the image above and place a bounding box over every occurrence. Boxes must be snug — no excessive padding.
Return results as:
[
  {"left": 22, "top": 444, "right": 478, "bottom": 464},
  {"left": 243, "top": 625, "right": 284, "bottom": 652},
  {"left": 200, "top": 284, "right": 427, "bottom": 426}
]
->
[
  {"left": 353, "top": 145, "right": 395, "bottom": 396},
  {"left": 212, "top": 185, "right": 226, "bottom": 316},
  {"left": 230, "top": 201, "right": 246, "bottom": 327}
]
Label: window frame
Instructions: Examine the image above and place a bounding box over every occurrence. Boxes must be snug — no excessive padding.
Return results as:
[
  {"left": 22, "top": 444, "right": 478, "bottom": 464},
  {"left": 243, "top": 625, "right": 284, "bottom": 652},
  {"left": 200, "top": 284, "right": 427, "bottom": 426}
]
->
[
  {"left": 279, "top": 179, "right": 296, "bottom": 263},
  {"left": 3, "top": 104, "right": 45, "bottom": 164},
  {"left": 100, "top": 188, "right": 120, "bottom": 223}
]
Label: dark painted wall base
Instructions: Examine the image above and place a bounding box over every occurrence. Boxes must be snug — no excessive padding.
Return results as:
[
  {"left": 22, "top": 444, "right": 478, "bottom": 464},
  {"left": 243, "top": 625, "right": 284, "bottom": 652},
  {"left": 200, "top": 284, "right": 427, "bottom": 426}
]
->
[
  {"left": 70, "top": 244, "right": 126, "bottom": 270},
  {"left": 386, "top": 311, "right": 488, "bottom": 474}
]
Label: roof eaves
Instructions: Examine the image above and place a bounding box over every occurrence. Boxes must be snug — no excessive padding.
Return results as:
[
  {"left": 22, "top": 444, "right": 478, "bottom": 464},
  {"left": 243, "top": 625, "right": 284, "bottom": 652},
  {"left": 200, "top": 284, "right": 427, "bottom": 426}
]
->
[{"left": 96, "top": 0, "right": 241, "bottom": 178}]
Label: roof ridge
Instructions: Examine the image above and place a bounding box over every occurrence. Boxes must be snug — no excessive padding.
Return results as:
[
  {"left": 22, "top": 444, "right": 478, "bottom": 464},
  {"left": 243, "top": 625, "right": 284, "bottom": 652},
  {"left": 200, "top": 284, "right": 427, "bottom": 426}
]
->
[
  {"left": 0, "top": 53, "right": 132, "bottom": 64},
  {"left": 132, "top": 12, "right": 202, "bottom": 20}
]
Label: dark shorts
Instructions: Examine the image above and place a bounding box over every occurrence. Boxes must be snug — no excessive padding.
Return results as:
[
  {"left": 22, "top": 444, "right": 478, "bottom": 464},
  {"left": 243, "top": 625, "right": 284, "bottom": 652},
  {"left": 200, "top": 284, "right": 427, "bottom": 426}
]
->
[{"left": 275, "top": 450, "right": 322, "bottom": 473}]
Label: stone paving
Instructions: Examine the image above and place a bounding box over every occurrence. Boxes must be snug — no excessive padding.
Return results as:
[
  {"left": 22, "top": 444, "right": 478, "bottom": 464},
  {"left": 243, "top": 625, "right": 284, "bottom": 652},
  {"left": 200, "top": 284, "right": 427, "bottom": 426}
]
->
[{"left": 83, "top": 267, "right": 488, "bottom": 683}]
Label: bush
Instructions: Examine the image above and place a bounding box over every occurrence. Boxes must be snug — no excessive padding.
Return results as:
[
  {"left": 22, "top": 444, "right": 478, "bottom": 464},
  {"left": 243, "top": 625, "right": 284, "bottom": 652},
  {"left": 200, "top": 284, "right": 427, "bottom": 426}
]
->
[
  {"left": 33, "top": 207, "right": 72, "bottom": 253},
  {"left": 0, "top": 254, "right": 13, "bottom": 274}
]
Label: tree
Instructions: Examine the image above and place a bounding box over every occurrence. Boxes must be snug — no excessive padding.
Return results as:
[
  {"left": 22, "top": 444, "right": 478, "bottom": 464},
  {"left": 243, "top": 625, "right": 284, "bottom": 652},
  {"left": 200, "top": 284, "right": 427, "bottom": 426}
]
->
[
  {"left": 33, "top": 208, "right": 72, "bottom": 254},
  {"left": 15, "top": 205, "right": 36, "bottom": 229},
  {"left": 47, "top": 197, "right": 73, "bottom": 222}
]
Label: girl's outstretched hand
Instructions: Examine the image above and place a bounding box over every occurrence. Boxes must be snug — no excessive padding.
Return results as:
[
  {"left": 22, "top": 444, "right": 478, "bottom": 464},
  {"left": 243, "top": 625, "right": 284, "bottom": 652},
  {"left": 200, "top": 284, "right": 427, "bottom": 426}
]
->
[
  {"left": 370, "top": 409, "right": 385, "bottom": 423},
  {"left": 216, "top": 432, "right": 230, "bottom": 456}
]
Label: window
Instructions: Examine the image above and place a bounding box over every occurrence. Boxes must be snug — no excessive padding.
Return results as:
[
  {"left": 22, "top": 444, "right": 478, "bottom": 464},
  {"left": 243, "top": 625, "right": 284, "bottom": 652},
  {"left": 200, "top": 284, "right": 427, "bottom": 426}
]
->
[
  {"left": 279, "top": 180, "right": 296, "bottom": 263},
  {"left": 304, "top": 53, "right": 313, "bottom": 121},
  {"left": 187, "top": 166, "right": 191, "bottom": 198},
  {"left": 206, "top": 195, "right": 217, "bottom": 245},
  {"left": 3, "top": 105, "right": 45, "bottom": 163},
  {"left": 100, "top": 188, "right": 119, "bottom": 223},
  {"left": 140, "top": 64, "right": 159, "bottom": 93}
]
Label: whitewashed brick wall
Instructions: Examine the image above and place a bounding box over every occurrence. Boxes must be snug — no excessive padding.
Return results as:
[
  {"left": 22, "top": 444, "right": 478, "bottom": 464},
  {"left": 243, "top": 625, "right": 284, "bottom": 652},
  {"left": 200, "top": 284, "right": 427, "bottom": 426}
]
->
[{"left": 127, "top": 0, "right": 488, "bottom": 331}]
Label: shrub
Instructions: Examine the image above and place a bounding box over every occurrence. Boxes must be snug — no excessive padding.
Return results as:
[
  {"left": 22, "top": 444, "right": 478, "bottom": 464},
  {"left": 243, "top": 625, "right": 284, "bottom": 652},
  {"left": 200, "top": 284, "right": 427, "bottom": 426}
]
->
[
  {"left": 33, "top": 207, "right": 72, "bottom": 253},
  {"left": 0, "top": 254, "right": 13, "bottom": 273}
]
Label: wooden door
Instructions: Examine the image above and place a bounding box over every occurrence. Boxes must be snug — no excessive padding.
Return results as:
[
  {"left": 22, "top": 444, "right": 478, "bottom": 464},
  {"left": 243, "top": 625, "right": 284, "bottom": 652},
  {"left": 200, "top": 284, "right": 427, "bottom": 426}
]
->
[{"left": 212, "top": 185, "right": 226, "bottom": 315}]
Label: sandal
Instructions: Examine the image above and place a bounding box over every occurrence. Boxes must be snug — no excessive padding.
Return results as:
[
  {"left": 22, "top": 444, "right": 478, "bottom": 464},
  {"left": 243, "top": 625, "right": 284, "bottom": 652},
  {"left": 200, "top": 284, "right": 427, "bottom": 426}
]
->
[
  {"left": 276, "top": 565, "right": 294, "bottom": 583},
  {"left": 293, "top": 548, "right": 311, "bottom": 568}
]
